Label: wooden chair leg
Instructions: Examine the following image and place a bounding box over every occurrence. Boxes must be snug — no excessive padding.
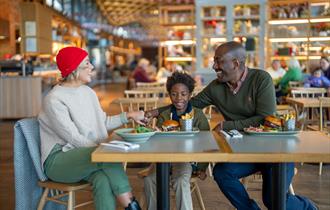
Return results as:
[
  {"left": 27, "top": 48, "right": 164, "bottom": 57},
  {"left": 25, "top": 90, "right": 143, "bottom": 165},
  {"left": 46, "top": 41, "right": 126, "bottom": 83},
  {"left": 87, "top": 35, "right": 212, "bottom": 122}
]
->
[
  {"left": 208, "top": 164, "right": 213, "bottom": 177},
  {"left": 193, "top": 182, "right": 206, "bottom": 210},
  {"left": 37, "top": 188, "right": 49, "bottom": 210},
  {"left": 241, "top": 177, "right": 249, "bottom": 190},
  {"left": 67, "top": 191, "right": 75, "bottom": 210},
  {"left": 319, "top": 162, "right": 323, "bottom": 175},
  {"left": 289, "top": 184, "right": 295, "bottom": 195}
]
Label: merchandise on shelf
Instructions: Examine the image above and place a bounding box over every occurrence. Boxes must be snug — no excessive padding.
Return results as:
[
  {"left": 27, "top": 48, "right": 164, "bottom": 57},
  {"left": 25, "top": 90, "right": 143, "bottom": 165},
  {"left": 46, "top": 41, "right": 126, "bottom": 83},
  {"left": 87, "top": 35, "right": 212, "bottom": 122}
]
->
[{"left": 267, "top": 0, "right": 330, "bottom": 71}]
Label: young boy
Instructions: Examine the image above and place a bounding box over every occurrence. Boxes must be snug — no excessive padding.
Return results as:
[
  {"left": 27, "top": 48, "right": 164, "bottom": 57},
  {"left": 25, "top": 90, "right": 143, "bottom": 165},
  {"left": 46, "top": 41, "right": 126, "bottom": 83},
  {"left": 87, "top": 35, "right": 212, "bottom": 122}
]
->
[{"left": 143, "top": 72, "right": 210, "bottom": 210}]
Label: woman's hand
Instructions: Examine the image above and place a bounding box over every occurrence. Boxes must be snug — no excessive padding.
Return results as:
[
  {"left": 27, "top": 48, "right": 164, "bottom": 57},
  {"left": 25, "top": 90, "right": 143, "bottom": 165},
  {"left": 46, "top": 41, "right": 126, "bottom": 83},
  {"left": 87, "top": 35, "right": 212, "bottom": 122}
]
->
[{"left": 127, "top": 111, "right": 145, "bottom": 125}]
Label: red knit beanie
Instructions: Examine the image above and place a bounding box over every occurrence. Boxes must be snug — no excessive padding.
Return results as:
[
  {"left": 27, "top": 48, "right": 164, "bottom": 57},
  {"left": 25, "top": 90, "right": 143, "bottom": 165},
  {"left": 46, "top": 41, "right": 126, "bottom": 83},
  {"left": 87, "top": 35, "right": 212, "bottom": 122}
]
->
[{"left": 56, "top": 47, "right": 88, "bottom": 78}]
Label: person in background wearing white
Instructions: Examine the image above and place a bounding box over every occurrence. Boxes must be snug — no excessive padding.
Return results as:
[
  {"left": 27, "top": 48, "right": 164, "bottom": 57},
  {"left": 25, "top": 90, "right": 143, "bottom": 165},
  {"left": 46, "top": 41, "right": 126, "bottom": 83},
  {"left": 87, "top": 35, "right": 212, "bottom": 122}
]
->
[
  {"left": 156, "top": 62, "right": 175, "bottom": 83},
  {"left": 266, "top": 59, "right": 286, "bottom": 82},
  {"left": 38, "top": 47, "right": 144, "bottom": 210}
]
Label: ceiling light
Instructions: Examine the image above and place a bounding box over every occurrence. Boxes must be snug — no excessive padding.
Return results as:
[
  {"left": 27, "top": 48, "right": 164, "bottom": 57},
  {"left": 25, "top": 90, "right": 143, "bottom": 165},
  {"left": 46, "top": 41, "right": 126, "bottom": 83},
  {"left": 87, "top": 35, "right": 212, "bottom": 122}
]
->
[
  {"left": 310, "top": 18, "right": 330, "bottom": 23},
  {"left": 268, "top": 19, "right": 308, "bottom": 25},
  {"left": 269, "top": 38, "right": 308, "bottom": 42}
]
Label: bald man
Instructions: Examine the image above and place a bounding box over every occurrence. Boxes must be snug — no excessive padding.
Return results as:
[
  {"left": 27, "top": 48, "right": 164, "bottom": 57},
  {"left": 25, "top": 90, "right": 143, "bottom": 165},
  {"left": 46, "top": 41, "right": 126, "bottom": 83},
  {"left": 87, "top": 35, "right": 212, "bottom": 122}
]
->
[{"left": 145, "top": 41, "right": 317, "bottom": 210}]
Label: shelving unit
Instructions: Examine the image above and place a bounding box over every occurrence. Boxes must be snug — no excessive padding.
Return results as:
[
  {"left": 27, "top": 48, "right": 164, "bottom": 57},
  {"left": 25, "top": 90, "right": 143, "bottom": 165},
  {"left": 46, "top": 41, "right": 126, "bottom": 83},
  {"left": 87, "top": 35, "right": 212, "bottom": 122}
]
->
[
  {"left": 51, "top": 15, "right": 85, "bottom": 55},
  {"left": 267, "top": 0, "right": 330, "bottom": 71},
  {"left": 195, "top": 0, "right": 266, "bottom": 78},
  {"left": 159, "top": 5, "right": 196, "bottom": 72}
]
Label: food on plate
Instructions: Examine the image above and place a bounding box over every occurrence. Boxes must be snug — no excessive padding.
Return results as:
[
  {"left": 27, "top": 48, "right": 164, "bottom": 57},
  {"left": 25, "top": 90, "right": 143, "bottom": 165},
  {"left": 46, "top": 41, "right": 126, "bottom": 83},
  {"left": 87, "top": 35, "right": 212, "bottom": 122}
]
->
[
  {"left": 263, "top": 115, "right": 283, "bottom": 131},
  {"left": 181, "top": 111, "right": 194, "bottom": 120},
  {"left": 129, "top": 126, "right": 153, "bottom": 134},
  {"left": 244, "top": 126, "right": 264, "bottom": 133},
  {"left": 162, "top": 120, "right": 180, "bottom": 131}
]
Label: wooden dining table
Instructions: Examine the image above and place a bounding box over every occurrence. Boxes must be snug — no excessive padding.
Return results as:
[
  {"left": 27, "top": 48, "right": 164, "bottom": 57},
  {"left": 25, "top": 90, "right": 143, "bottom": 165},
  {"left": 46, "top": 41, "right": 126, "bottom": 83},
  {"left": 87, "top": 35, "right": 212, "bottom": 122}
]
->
[
  {"left": 286, "top": 97, "right": 330, "bottom": 128},
  {"left": 92, "top": 130, "right": 330, "bottom": 210},
  {"left": 286, "top": 97, "right": 330, "bottom": 108}
]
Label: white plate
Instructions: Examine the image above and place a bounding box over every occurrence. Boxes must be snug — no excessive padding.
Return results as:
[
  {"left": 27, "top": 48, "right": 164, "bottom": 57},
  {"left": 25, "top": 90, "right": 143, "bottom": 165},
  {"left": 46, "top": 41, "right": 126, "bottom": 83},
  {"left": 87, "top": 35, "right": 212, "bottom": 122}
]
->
[{"left": 155, "top": 128, "right": 200, "bottom": 136}]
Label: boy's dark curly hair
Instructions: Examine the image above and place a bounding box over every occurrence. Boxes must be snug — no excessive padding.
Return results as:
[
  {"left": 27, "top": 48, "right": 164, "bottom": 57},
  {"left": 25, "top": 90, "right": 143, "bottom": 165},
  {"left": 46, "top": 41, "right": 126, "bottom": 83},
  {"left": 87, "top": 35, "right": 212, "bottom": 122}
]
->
[{"left": 166, "top": 71, "right": 195, "bottom": 93}]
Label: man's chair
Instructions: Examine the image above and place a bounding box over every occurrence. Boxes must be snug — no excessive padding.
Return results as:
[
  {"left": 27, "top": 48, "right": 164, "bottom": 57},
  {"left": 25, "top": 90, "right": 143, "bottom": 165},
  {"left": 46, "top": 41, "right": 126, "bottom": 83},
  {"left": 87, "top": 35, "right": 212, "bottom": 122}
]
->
[
  {"left": 241, "top": 168, "right": 297, "bottom": 195},
  {"left": 14, "top": 118, "right": 93, "bottom": 210}
]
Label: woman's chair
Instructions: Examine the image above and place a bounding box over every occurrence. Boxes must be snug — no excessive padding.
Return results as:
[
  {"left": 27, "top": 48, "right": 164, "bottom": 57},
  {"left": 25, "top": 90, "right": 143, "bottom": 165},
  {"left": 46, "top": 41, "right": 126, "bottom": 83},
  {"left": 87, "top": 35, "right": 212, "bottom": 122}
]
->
[{"left": 14, "top": 118, "right": 93, "bottom": 210}]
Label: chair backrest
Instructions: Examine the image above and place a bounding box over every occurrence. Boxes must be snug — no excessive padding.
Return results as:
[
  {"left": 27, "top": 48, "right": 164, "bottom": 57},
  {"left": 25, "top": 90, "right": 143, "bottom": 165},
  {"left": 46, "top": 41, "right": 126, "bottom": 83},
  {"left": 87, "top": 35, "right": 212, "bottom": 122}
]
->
[
  {"left": 14, "top": 118, "right": 65, "bottom": 210},
  {"left": 124, "top": 89, "right": 168, "bottom": 98},
  {"left": 290, "top": 88, "right": 327, "bottom": 98},
  {"left": 319, "top": 97, "right": 330, "bottom": 132},
  {"left": 288, "top": 81, "right": 303, "bottom": 88},
  {"left": 136, "top": 82, "right": 165, "bottom": 88},
  {"left": 14, "top": 118, "right": 47, "bottom": 181},
  {"left": 117, "top": 97, "right": 158, "bottom": 127}
]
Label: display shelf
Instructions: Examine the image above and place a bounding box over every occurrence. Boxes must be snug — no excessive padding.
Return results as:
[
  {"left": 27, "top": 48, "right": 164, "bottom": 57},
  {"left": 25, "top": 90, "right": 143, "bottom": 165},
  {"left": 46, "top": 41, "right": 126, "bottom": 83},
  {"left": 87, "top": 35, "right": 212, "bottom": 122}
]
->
[
  {"left": 159, "top": 5, "right": 195, "bottom": 26},
  {"left": 267, "top": 0, "right": 330, "bottom": 71},
  {"left": 159, "top": 5, "right": 196, "bottom": 72},
  {"left": 196, "top": 0, "right": 266, "bottom": 75}
]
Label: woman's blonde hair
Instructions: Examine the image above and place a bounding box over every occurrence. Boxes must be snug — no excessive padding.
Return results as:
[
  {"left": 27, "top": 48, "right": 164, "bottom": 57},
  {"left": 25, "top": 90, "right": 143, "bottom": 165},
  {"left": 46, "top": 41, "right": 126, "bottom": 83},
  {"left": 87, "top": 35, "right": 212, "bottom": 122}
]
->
[{"left": 59, "top": 60, "right": 85, "bottom": 83}]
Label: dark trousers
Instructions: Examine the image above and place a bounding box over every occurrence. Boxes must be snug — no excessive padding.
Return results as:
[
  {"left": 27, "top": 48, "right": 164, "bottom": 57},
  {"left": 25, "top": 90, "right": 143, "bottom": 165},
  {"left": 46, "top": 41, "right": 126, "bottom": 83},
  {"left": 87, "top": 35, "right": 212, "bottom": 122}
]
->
[{"left": 213, "top": 163, "right": 315, "bottom": 210}]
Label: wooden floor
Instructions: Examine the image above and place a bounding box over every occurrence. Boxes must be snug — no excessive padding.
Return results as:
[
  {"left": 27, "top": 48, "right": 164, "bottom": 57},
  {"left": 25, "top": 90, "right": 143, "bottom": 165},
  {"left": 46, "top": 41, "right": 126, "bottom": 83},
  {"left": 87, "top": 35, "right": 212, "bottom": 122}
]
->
[{"left": 1, "top": 82, "right": 330, "bottom": 210}]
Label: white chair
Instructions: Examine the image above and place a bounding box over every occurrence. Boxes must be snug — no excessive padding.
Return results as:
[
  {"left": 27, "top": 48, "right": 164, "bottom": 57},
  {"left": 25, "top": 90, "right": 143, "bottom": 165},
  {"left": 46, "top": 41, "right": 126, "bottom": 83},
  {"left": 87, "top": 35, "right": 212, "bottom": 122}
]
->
[
  {"left": 136, "top": 81, "right": 165, "bottom": 88},
  {"left": 117, "top": 97, "right": 158, "bottom": 128},
  {"left": 124, "top": 89, "right": 168, "bottom": 98},
  {"left": 290, "top": 88, "right": 327, "bottom": 129},
  {"left": 307, "top": 97, "right": 330, "bottom": 175}
]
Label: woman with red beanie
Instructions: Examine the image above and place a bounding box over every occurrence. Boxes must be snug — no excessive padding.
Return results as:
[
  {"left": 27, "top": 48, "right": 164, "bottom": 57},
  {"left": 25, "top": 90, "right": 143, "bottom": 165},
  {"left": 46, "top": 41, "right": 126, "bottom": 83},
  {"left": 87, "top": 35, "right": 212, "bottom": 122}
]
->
[{"left": 38, "top": 46, "right": 142, "bottom": 210}]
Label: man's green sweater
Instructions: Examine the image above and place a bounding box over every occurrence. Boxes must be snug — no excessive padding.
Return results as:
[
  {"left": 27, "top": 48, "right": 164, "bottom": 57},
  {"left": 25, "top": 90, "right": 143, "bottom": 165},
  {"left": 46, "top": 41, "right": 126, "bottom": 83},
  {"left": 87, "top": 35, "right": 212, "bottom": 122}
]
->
[{"left": 190, "top": 68, "right": 276, "bottom": 130}]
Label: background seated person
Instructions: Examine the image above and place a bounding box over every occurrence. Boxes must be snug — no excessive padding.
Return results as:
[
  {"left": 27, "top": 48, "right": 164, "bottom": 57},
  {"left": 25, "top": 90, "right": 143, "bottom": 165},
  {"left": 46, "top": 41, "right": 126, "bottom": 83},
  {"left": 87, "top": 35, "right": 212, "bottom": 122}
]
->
[
  {"left": 266, "top": 59, "right": 286, "bottom": 84},
  {"left": 132, "top": 58, "right": 156, "bottom": 83},
  {"left": 304, "top": 69, "right": 330, "bottom": 88},
  {"left": 144, "top": 72, "right": 209, "bottom": 210},
  {"left": 156, "top": 62, "right": 175, "bottom": 83},
  {"left": 320, "top": 56, "right": 330, "bottom": 80},
  {"left": 276, "top": 58, "right": 303, "bottom": 98}
]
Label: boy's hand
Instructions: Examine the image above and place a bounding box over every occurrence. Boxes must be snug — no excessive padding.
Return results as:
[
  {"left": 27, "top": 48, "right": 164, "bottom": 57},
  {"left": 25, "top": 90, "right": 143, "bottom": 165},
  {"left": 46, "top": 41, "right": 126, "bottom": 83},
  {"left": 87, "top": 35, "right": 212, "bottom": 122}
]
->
[{"left": 143, "top": 109, "right": 159, "bottom": 125}]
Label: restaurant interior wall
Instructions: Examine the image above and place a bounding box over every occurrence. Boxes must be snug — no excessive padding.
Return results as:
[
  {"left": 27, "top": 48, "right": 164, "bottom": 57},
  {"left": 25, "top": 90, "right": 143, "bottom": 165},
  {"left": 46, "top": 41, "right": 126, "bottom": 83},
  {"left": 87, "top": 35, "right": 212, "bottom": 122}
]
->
[
  {"left": 0, "top": 0, "right": 21, "bottom": 58},
  {"left": 267, "top": 0, "right": 330, "bottom": 73},
  {"left": 158, "top": 5, "right": 196, "bottom": 73},
  {"left": 195, "top": 0, "right": 267, "bottom": 83}
]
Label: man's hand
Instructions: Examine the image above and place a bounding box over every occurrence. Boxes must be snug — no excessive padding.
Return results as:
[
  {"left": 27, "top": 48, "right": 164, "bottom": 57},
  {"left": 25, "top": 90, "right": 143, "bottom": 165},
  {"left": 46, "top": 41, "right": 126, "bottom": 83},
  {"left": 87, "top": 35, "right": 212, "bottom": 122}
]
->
[{"left": 213, "top": 121, "right": 224, "bottom": 133}]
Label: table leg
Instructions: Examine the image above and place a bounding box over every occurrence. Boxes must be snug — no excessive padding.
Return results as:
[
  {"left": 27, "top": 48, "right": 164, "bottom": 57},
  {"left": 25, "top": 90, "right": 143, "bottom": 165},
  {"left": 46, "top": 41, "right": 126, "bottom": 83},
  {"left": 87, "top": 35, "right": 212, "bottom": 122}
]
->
[
  {"left": 156, "top": 163, "right": 170, "bottom": 210},
  {"left": 271, "top": 163, "right": 286, "bottom": 210}
]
